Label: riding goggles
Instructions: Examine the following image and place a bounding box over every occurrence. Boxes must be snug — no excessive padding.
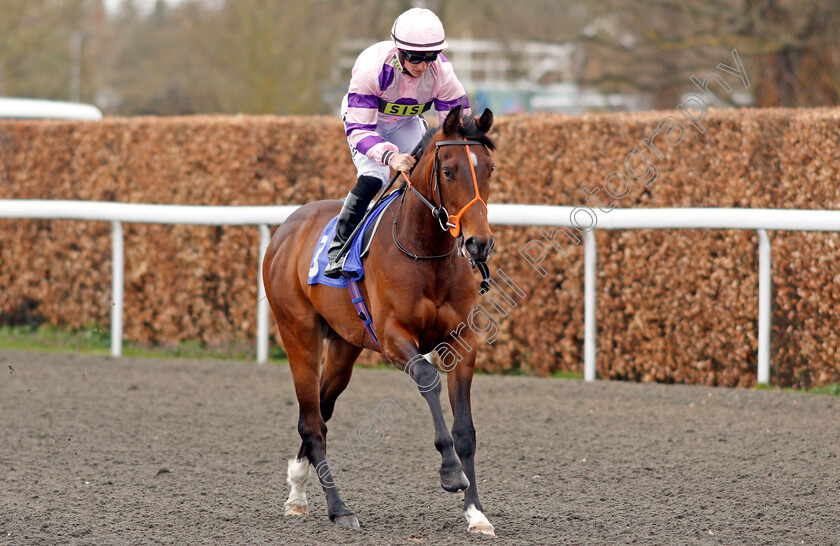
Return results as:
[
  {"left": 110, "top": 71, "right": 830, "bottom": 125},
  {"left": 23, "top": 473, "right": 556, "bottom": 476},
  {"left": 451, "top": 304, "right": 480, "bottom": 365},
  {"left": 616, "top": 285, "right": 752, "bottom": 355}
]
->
[{"left": 400, "top": 49, "right": 440, "bottom": 64}]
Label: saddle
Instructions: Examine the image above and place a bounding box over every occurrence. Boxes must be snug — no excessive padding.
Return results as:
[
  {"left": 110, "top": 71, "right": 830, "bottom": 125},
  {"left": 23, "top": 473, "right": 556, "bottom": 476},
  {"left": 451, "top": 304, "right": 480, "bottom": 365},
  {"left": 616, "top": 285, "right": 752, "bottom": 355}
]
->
[{"left": 307, "top": 190, "right": 402, "bottom": 289}]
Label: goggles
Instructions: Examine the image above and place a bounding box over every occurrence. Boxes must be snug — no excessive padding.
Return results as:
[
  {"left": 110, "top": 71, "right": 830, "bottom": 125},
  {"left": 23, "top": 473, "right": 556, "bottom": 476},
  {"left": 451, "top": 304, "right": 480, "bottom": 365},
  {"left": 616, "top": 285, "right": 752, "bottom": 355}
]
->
[{"left": 400, "top": 49, "right": 440, "bottom": 64}]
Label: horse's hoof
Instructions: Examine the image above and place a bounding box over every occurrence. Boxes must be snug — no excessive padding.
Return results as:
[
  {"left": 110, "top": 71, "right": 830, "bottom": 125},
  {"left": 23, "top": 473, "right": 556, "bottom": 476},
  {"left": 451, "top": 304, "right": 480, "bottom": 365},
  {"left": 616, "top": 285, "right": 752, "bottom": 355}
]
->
[
  {"left": 440, "top": 469, "right": 470, "bottom": 493},
  {"left": 468, "top": 522, "right": 496, "bottom": 536},
  {"left": 283, "top": 500, "right": 308, "bottom": 517},
  {"left": 334, "top": 514, "right": 360, "bottom": 529},
  {"left": 465, "top": 505, "right": 495, "bottom": 536}
]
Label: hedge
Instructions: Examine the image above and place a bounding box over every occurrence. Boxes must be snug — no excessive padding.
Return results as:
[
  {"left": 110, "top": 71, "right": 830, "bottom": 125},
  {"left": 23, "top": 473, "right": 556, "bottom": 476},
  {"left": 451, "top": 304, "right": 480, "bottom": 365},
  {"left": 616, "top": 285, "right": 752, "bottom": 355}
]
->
[{"left": 1, "top": 108, "right": 838, "bottom": 387}]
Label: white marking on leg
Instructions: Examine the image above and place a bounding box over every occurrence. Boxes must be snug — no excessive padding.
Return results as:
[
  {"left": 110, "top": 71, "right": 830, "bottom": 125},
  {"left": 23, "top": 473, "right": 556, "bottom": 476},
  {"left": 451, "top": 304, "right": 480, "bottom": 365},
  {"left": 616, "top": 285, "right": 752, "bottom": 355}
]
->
[
  {"left": 284, "top": 458, "right": 311, "bottom": 516},
  {"left": 464, "top": 504, "right": 495, "bottom": 536}
]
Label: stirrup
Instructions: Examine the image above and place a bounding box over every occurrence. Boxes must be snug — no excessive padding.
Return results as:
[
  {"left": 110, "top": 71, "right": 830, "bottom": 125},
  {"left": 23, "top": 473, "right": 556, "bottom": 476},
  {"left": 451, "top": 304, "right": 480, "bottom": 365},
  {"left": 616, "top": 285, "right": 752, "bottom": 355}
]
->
[{"left": 324, "top": 252, "right": 347, "bottom": 278}]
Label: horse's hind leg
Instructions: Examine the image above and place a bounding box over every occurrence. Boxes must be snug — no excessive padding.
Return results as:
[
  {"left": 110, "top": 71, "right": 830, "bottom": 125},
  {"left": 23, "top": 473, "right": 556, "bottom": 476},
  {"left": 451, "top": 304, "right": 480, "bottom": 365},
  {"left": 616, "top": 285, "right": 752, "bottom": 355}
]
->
[
  {"left": 286, "top": 332, "right": 361, "bottom": 515},
  {"left": 284, "top": 444, "right": 311, "bottom": 517},
  {"left": 319, "top": 332, "right": 363, "bottom": 422},
  {"left": 280, "top": 319, "right": 320, "bottom": 519},
  {"left": 277, "top": 314, "right": 359, "bottom": 528}
]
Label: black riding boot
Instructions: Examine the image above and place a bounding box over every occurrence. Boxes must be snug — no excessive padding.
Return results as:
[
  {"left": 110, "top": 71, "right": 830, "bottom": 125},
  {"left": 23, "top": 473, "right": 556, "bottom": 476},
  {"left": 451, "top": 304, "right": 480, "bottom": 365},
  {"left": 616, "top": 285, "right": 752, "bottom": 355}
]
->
[
  {"left": 325, "top": 175, "right": 382, "bottom": 278},
  {"left": 324, "top": 192, "right": 371, "bottom": 278}
]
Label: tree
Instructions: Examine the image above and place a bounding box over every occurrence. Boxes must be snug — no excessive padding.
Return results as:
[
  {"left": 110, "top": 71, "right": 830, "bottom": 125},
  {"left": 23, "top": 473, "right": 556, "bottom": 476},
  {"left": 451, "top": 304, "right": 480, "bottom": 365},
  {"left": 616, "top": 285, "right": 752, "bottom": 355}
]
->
[
  {"left": 573, "top": 0, "right": 840, "bottom": 107},
  {"left": 0, "top": 0, "right": 103, "bottom": 102},
  {"left": 4, "top": 0, "right": 836, "bottom": 114}
]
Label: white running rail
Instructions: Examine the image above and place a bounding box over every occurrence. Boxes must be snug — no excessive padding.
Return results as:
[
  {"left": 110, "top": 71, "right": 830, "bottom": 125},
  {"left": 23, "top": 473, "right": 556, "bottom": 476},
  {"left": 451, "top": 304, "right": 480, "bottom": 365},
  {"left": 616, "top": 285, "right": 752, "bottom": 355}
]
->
[{"left": 2, "top": 200, "right": 839, "bottom": 384}]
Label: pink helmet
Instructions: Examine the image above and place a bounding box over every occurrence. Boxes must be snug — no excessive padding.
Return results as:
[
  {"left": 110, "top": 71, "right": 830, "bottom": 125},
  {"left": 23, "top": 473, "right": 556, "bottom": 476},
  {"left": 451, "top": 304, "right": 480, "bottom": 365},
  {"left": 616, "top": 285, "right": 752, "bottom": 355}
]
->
[{"left": 390, "top": 8, "right": 449, "bottom": 52}]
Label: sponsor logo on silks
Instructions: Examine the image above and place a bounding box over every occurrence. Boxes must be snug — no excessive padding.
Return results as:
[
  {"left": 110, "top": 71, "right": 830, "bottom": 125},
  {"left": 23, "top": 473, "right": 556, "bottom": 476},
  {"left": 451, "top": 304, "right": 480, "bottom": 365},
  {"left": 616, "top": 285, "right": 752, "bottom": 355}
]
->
[{"left": 378, "top": 98, "right": 433, "bottom": 117}]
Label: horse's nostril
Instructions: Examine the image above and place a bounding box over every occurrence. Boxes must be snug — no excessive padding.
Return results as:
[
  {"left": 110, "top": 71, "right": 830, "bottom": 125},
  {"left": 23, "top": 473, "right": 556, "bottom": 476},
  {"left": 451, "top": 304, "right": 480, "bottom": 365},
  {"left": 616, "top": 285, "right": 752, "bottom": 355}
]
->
[
  {"left": 465, "top": 236, "right": 493, "bottom": 261},
  {"left": 465, "top": 237, "right": 480, "bottom": 255}
]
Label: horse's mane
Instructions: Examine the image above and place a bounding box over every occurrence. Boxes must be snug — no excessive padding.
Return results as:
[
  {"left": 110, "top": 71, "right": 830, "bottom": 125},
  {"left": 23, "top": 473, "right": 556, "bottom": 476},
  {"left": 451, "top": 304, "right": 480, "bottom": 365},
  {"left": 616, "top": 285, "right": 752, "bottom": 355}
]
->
[{"left": 414, "top": 113, "right": 497, "bottom": 164}]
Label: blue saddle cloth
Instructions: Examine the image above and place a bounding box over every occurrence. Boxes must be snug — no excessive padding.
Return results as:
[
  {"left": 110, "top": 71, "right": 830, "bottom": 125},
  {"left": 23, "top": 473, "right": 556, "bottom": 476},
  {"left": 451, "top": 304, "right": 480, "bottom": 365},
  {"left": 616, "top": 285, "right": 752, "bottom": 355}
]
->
[{"left": 307, "top": 191, "right": 400, "bottom": 288}]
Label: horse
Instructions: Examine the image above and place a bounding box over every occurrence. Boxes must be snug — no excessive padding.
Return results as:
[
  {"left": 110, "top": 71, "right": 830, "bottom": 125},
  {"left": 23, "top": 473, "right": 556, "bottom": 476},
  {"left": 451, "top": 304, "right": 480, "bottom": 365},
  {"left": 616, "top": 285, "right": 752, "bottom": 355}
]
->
[{"left": 262, "top": 106, "right": 497, "bottom": 536}]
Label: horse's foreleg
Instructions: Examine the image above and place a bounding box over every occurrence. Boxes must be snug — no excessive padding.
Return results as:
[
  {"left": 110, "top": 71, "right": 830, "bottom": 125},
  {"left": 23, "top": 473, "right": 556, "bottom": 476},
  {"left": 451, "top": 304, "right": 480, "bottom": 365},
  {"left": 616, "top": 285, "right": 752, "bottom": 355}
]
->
[
  {"left": 382, "top": 322, "right": 469, "bottom": 494},
  {"left": 447, "top": 340, "right": 495, "bottom": 536}
]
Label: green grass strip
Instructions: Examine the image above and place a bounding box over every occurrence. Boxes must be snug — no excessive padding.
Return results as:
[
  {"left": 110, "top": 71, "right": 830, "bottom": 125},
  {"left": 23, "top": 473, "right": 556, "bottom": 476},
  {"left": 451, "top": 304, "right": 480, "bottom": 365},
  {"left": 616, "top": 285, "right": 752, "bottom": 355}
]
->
[
  {"left": 1, "top": 325, "right": 831, "bottom": 393},
  {"left": 0, "top": 324, "right": 287, "bottom": 361}
]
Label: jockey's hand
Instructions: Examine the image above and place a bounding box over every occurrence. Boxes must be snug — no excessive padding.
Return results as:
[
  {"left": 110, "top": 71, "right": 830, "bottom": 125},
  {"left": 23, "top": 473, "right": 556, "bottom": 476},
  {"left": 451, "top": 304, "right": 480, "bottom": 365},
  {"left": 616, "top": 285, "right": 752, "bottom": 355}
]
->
[{"left": 389, "top": 153, "right": 416, "bottom": 172}]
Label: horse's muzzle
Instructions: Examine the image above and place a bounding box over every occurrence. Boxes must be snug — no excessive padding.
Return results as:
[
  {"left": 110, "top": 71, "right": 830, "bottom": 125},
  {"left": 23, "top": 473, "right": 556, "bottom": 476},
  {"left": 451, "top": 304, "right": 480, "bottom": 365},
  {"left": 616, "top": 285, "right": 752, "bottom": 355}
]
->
[{"left": 464, "top": 235, "right": 494, "bottom": 263}]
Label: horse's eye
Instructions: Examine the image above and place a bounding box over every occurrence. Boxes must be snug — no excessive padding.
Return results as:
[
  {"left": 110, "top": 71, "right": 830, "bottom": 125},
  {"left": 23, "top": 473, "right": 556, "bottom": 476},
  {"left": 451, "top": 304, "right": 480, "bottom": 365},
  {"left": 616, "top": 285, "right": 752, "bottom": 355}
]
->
[{"left": 442, "top": 167, "right": 453, "bottom": 179}]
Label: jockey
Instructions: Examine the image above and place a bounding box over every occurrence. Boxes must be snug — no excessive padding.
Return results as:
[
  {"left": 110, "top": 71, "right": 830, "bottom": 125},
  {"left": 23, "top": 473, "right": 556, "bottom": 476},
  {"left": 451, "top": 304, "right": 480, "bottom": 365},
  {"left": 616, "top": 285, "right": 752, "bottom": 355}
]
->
[{"left": 325, "top": 7, "right": 471, "bottom": 278}]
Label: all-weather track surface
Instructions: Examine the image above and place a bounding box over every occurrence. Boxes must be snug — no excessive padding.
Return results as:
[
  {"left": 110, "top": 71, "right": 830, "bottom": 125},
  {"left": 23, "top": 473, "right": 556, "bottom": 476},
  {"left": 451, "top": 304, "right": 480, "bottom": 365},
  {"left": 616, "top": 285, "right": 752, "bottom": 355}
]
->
[{"left": 1, "top": 350, "right": 838, "bottom": 545}]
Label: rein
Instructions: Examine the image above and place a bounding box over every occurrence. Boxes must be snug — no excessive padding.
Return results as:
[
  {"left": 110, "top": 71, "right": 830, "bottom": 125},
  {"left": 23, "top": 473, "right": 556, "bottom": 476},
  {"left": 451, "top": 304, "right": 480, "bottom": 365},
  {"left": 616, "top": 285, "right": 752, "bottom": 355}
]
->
[{"left": 390, "top": 189, "right": 457, "bottom": 260}]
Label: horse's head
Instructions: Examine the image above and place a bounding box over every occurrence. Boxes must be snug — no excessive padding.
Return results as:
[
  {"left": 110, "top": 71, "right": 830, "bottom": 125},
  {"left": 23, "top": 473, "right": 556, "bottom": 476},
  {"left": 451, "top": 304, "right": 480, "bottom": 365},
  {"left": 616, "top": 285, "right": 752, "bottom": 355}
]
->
[{"left": 423, "top": 106, "right": 496, "bottom": 263}]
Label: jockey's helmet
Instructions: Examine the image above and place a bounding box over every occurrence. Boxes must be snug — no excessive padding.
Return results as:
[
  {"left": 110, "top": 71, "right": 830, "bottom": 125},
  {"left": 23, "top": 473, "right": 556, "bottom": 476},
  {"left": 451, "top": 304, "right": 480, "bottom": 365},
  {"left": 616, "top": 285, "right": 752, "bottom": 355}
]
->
[{"left": 390, "top": 8, "right": 449, "bottom": 52}]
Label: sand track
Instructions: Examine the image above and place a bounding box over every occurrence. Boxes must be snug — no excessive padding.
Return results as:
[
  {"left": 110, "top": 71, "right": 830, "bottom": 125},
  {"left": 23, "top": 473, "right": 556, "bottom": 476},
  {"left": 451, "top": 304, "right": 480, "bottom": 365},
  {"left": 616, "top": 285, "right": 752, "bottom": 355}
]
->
[{"left": 1, "top": 350, "right": 838, "bottom": 545}]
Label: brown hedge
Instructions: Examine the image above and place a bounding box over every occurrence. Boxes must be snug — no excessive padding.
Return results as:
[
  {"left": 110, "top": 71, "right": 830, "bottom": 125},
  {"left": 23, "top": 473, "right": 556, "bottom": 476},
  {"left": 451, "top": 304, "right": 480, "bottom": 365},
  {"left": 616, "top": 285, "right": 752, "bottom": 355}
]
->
[{"left": 1, "top": 109, "right": 838, "bottom": 387}]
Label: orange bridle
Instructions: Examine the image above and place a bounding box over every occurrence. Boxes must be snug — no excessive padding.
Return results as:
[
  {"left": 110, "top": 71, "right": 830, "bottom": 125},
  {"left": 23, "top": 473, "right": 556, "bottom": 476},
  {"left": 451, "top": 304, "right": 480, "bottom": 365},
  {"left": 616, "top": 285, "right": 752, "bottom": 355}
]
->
[{"left": 402, "top": 138, "right": 487, "bottom": 238}]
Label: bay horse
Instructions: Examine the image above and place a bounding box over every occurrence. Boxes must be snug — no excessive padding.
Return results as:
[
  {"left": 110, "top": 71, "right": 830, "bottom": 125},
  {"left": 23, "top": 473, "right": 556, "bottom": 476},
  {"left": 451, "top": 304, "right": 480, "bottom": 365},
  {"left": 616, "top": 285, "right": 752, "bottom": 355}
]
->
[{"left": 262, "top": 106, "right": 497, "bottom": 535}]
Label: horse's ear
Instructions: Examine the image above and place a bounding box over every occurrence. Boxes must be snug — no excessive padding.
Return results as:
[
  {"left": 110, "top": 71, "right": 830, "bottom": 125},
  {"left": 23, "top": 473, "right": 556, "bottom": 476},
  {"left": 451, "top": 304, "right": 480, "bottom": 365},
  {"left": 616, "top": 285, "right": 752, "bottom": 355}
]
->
[
  {"left": 477, "top": 108, "right": 494, "bottom": 133},
  {"left": 442, "top": 106, "right": 463, "bottom": 135}
]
